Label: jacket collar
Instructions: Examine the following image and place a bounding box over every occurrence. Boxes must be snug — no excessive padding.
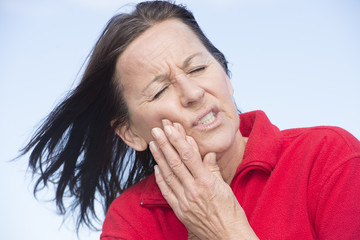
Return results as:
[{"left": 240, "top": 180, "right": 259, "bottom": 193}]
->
[
  {"left": 238, "top": 110, "right": 283, "bottom": 172},
  {"left": 140, "top": 174, "right": 169, "bottom": 207}
]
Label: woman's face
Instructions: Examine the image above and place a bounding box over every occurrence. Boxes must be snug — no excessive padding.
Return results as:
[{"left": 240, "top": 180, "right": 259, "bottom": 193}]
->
[{"left": 115, "top": 19, "right": 240, "bottom": 156}]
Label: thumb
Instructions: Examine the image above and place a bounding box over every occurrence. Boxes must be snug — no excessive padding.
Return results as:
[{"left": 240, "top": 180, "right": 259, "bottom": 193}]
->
[{"left": 203, "top": 152, "right": 223, "bottom": 180}]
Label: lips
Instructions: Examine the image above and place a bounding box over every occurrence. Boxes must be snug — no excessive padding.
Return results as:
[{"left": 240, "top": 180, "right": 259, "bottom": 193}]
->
[
  {"left": 193, "top": 105, "right": 219, "bottom": 127},
  {"left": 197, "top": 111, "right": 215, "bottom": 125}
]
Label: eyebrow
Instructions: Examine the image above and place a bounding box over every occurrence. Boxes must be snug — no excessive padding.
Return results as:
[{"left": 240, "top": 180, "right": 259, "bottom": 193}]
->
[
  {"left": 182, "top": 52, "right": 203, "bottom": 69},
  {"left": 142, "top": 52, "right": 203, "bottom": 94}
]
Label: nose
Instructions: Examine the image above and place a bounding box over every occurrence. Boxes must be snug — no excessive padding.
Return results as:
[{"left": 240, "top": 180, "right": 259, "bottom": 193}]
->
[{"left": 175, "top": 74, "right": 205, "bottom": 107}]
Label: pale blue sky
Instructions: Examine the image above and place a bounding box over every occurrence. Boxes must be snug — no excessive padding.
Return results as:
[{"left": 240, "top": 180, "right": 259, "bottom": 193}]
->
[{"left": 1, "top": 0, "right": 359, "bottom": 239}]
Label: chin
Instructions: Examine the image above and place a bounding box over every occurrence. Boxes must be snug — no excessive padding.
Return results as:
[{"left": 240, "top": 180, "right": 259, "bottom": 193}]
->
[{"left": 197, "top": 133, "right": 235, "bottom": 157}]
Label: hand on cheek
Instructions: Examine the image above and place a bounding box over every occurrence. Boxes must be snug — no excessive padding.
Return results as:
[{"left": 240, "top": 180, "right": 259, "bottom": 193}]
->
[{"left": 149, "top": 120, "right": 258, "bottom": 240}]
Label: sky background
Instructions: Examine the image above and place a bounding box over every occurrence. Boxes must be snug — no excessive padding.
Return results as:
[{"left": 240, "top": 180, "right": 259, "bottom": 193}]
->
[{"left": 1, "top": 0, "right": 359, "bottom": 239}]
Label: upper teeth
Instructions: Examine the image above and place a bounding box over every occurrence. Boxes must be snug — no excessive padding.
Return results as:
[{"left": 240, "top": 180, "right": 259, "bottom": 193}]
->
[{"left": 198, "top": 111, "right": 215, "bottom": 125}]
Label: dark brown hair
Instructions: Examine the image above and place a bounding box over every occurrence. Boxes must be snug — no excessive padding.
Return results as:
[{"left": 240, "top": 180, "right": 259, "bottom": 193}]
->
[{"left": 21, "top": 0, "right": 229, "bottom": 231}]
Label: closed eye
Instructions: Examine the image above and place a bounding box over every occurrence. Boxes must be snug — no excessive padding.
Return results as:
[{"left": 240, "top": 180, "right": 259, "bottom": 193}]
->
[
  {"left": 152, "top": 86, "right": 168, "bottom": 100},
  {"left": 189, "top": 66, "right": 206, "bottom": 74}
]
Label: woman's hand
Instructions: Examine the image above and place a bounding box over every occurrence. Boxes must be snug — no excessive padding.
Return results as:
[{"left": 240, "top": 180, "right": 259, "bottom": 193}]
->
[
  {"left": 187, "top": 231, "right": 200, "bottom": 240},
  {"left": 149, "top": 120, "right": 258, "bottom": 240}
]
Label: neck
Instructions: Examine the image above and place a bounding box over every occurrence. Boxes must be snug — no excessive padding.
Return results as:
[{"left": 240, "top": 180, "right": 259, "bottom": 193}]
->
[{"left": 216, "top": 130, "right": 247, "bottom": 184}]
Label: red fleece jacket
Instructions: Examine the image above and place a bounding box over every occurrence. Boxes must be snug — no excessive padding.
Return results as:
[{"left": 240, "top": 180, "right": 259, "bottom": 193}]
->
[{"left": 101, "top": 110, "right": 360, "bottom": 239}]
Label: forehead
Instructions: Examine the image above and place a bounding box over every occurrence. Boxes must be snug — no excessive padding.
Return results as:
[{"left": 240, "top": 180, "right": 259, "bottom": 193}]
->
[{"left": 116, "top": 19, "right": 209, "bottom": 78}]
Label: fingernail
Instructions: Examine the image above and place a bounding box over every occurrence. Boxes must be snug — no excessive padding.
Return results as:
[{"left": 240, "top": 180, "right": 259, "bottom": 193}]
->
[
  {"left": 149, "top": 141, "right": 156, "bottom": 151},
  {"left": 162, "top": 119, "right": 171, "bottom": 127},
  {"left": 154, "top": 165, "right": 159, "bottom": 175},
  {"left": 185, "top": 135, "right": 192, "bottom": 144},
  {"left": 164, "top": 125, "right": 172, "bottom": 135},
  {"left": 151, "top": 128, "right": 161, "bottom": 138},
  {"left": 173, "top": 122, "right": 181, "bottom": 131}
]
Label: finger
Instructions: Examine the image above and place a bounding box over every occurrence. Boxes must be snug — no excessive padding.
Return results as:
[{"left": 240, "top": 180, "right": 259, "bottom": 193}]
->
[
  {"left": 155, "top": 165, "right": 192, "bottom": 226},
  {"left": 186, "top": 135, "right": 200, "bottom": 153},
  {"left": 202, "top": 152, "right": 223, "bottom": 180},
  {"left": 154, "top": 165, "right": 179, "bottom": 208},
  {"left": 173, "top": 122, "right": 187, "bottom": 137},
  {"left": 163, "top": 120, "right": 187, "bottom": 142},
  {"left": 172, "top": 121, "right": 199, "bottom": 153},
  {"left": 161, "top": 123, "right": 208, "bottom": 179},
  {"left": 162, "top": 119, "right": 174, "bottom": 129},
  {"left": 187, "top": 231, "right": 200, "bottom": 240},
  {"left": 149, "top": 141, "right": 184, "bottom": 191},
  {"left": 167, "top": 121, "right": 201, "bottom": 163},
  {"left": 150, "top": 128, "right": 194, "bottom": 189}
]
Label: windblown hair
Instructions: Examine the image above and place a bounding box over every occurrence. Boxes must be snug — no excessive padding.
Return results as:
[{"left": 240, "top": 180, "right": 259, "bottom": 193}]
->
[{"left": 21, "top": 0, "right": 229, "bottom": 231}]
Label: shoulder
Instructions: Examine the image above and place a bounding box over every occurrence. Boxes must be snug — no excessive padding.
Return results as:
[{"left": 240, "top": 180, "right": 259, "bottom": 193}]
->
[
  {"left": 101, "top": 175, "right": 152, "bottom": 239},
  {"left": 282, "top": 126, "right": 360, "bottom": 154},
  {"left": 279, "top": 126, "right": 360, "bottom": 182},
  {"left": 101, "top": 174, "right": 184, "bottom": 239},
  {"left": 108, "top": 175, "right": 151, "bottom": 214},
  {"left": 280, "top": 126, "right": 360, "bottom": 189},
  {"left": 293, "top": 128, "right": 360, "bottom": 238}
]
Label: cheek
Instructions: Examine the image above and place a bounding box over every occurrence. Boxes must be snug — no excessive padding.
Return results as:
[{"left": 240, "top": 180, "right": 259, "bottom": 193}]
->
[
  {"left": 203, "top": 69, "right": 232, "bottom": 95},
  {"left": 131, "top": 103, "right": 179, "bottom": 139},
  {"left": 131, "top": 112, "right": 159, "bottom": 138}
]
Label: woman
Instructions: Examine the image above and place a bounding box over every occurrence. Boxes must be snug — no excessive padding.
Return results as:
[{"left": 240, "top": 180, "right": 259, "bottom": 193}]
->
[{"left": 22, "top": 1, "right": 360, "bottom": 239}]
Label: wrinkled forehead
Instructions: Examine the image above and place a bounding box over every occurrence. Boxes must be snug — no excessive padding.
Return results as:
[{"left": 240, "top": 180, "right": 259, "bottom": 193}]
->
[{"left": 115, "top": 19, "right": 208, "bottom": 77}]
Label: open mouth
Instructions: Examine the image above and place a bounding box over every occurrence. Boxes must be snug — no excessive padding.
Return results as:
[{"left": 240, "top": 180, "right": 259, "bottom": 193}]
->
[
  {"left": 193, "top": 105, "right": 221, "bottom": 130},
  {"left": 197, "top": 111, "right": 216, "bottom": 125}
]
